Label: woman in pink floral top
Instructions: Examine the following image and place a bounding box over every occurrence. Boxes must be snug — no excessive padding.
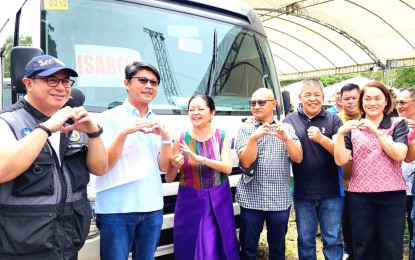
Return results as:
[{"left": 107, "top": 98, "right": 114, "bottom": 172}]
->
[{"left": 334, "top": 81, "right": 409, "bottom": 260}]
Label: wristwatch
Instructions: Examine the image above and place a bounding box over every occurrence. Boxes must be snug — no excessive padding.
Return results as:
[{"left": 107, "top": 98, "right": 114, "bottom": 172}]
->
[
  {"left": 87, "top": 124, "right": 103, "bottom": 138},
  {"left": 376, "top": 130, "right": 385, "bottom": 138}
]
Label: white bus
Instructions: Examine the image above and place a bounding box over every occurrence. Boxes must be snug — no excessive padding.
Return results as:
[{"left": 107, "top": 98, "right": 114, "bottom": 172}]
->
[{"left": 0, "top": 0, "right": 288, "bottom": 258}]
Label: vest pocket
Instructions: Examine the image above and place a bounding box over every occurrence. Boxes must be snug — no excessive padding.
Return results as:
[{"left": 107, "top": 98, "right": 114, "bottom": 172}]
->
[
  {"left": 72, "top": 199, "right": 92, "bottom": 246},
  {"left": 12, "top": 152, "right": 54, "bottom": 196},
  {"left": 64, "top": 148, "right": 90, "bottom": 193},
  {"left": 0, "top": 210, "right": 57, "bottom": 255}
]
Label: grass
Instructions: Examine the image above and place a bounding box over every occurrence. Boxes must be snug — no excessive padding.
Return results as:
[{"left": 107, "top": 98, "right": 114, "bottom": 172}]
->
[
  {"left": 256, "top": 207, "right": 410, "bottom": 260},
  {"left": 257, "top": 208, "right": 323, "bottom": 260}
]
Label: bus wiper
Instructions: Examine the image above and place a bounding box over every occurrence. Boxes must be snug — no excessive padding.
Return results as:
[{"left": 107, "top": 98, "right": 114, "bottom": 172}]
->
[{"left": 207, "top": 29, "right": 218, "bottom": 96}]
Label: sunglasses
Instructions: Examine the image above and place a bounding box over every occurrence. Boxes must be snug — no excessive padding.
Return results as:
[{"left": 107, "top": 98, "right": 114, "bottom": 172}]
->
[
  {"left": 249, "top": 99, "right": 274, "bottom": 107},
  {"left": 131, "top": 76, "right": 159, "bottom": 87}
]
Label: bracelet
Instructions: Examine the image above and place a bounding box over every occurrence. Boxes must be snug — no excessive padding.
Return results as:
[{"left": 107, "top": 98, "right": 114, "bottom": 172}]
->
[
  {"left": 376, "top": 130, "right": 385, "bottom": 138},
  {"left": 36, "top": 124, "right": 52, "bottom": 137},
  {"left": 198, "top": 157, "right": 206, "bottom": 166},
  {"left": 162, "top": 139, "right": 172, "bottom": 144}
]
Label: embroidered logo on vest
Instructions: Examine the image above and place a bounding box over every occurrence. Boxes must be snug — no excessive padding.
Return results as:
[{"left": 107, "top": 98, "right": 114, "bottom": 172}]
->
[
  {"left": 69, "top": 130, "right": 81, "bottom": 142},
  {"left": 21, "top": 127, "right": 32, "bottom": 137}
]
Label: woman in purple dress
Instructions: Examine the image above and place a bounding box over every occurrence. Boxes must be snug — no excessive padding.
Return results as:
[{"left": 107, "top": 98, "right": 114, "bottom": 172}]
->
[{"left": 165, "top": 95, "right": 239, "bottom": 260}]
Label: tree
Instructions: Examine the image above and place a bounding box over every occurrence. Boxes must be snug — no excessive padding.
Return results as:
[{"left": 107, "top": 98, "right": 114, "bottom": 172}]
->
[
  {"left": 391, "top": 67, "right": 415, "bottom": 88},
  {"left": 3, "top": 35, "right": 32, "bottom": 77},
  {"left": 279, "top": 68, "right": 415, "bottom": 88}
]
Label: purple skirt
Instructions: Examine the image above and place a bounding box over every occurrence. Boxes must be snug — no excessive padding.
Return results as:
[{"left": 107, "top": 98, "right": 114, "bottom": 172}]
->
[{"left": 174, "top": 181, "right": 239, "bottom": 260}]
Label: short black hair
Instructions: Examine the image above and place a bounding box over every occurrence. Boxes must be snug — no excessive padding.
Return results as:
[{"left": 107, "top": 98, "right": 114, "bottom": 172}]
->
[
  {"left": 340, "top": 83, "right": 360, "bottom": 96},
  {"left": 125, "top": 61, "right": 160, "bottom": 82}
]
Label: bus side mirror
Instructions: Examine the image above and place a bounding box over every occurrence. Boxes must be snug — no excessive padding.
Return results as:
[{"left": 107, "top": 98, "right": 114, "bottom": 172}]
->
[
  {"left": 65, "top": 87, "right": 85, "bottom": 108},
  {"left": 282, "top": 90, "right": 291, "bottom": 116},
  {"left": 10, "top": 47, "right": 44, "bottom": 96}
]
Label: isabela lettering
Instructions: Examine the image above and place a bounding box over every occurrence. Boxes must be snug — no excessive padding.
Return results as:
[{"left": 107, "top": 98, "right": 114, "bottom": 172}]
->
[{"left": 76, "top": 54, "right": 130, "bottom": 75}]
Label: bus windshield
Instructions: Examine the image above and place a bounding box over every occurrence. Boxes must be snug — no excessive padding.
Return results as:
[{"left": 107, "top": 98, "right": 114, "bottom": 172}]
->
[{"left": 43, "top": 0, "right": 281, "bottom": 115}]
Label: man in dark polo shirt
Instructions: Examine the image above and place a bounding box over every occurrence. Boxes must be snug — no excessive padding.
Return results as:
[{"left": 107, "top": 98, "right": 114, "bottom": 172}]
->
[{"left": 283, "top": 77, "right": 344, "bottom": 260}]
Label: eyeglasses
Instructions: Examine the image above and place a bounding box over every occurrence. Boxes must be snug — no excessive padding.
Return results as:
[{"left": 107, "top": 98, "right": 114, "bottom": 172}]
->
[
  {"left": 249, "top": 100, "right": 274, "bottom": 107},
  {"left": 32, "top": 77, "right": 75, "bottom": 88},
  {"left": 131, "top": 76, "right": 159, "bottom": 87},
  {"left": 396, "top": 100, "right": 415, "bottom": 106}
]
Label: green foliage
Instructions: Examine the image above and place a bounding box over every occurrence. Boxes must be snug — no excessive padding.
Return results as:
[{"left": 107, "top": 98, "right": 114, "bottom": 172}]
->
[
  {"left": 280, "top": 68, "right": 415, "bottom": 89},
  {"left": 392, "top": 67, "right": 415, "bottom": 88},
  {"left": 280, "top": 80, "right": 298, "bottom": 88},
  {"left": 358, "top": 71, "right": 383, "bottom": 82},
  {"left": 3, "top": 35, "right": 32, "bottom": 77},
  {"left": 319, "top": 76, "right": 338, "bottom": 87}
]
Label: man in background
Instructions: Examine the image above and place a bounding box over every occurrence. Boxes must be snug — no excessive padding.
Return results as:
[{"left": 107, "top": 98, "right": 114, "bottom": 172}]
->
[
  {"left": 327, "top": 86, "right": 343, "bottom": 114},
  {"left": 337, "top": 83, "right": 361, "bottom": 260},
  {"left": 388, "top": 88, "right": 399, "bottom": 117}
]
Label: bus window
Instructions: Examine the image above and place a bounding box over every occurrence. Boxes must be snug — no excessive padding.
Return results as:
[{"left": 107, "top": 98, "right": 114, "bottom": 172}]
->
[{"left": 41, "top": 0, "right": 281, "bottom": 115}]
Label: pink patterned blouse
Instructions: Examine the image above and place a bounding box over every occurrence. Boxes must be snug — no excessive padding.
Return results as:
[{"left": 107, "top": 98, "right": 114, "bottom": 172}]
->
[{"left": 346, "top": 117, "right": 408, "bottom": 192}]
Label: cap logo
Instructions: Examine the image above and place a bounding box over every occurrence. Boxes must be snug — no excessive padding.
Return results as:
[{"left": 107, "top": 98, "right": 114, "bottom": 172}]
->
[
  {"left": 37, "top": 58, "right": 54, "bottom": 67},
  {"left": 37, "top": 58, "right": 65, "bottom": 67},
  {"left": 53, "top": 57, "right": 66, "bottom": 66}
]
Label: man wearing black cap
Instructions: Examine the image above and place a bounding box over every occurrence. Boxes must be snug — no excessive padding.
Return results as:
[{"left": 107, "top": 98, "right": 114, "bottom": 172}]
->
[
  {"left": 0, "top": 54, "right": 108, "bottom": 259},
  {"left": 93, "top": 61, "right": 172, "bottom": 260}
]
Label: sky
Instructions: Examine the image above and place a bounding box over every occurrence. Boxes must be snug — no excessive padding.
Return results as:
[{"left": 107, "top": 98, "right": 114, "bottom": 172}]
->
[{"left": 0, "top": 0, "right": 36, "bottom": 42}]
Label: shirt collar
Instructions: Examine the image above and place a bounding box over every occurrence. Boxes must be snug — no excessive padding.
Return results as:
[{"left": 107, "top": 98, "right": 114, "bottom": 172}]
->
[
  {"left": 360, "top": 113, "right": 392, "bottom": 129},
  {"left": 298, "top": 108, "right": 327, "bottom": 120},
  {"left": 338, "top": 111, "right": 361, "bottom": 123},
  {"left": 254, "top": 118, "right": 277, "bottom": 127},
  {"left": 22, "top": 98, "right": 50, "bottom": 123},
  {"left": 123, "top": 99, "right": 153, "bottom": 119}
]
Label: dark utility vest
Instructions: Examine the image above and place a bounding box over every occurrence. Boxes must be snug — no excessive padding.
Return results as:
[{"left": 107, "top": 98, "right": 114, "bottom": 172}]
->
[{"left": 0, "top": 100, "right": 91, "bottom": 260}]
